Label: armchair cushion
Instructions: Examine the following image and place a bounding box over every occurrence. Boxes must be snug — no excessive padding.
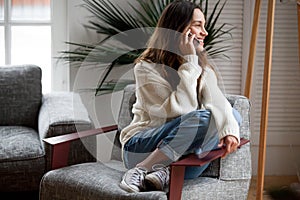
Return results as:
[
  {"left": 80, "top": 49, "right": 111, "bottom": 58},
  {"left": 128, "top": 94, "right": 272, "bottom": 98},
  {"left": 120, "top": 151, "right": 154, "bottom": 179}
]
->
[
  {"left": 0, "top": 65, "right": 42, "bottom": 129},
  {"left": 40, "top": 160, "right": 249, "bottom": 200},
  {"left": 40, "top": 162, "right": 167, "bottom": 200},
  {"left": 181, "top": 177, "right": 249, "bottom": 200}
]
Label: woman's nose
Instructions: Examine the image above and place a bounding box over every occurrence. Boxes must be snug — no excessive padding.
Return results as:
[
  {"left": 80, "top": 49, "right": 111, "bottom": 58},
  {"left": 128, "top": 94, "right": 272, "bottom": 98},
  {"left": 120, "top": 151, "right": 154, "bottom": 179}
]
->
[{"left": 201, "top": 28, "right": 208, "bottom": 36}]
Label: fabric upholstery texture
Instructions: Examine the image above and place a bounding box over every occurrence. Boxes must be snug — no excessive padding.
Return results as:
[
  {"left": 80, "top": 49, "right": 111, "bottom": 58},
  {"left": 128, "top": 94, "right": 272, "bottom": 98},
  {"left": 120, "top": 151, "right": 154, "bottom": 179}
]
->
[
  {"left": 40, "top": 162, "right": 167, "bottom": 200},
  {"left": 0, "top": 65, "right": 42, "bottom": 129},
  {"left": 0, "top": 126, "right": 46, "bottom": 191},
  {"left": 39, "top": 92, "right": 96, "bottom": 170},
  {"left": 0, "top": 65, "right": 95, "bottom": 192},
  {"left": 40, "top": 84, "right": 252, "bottom": 200}
]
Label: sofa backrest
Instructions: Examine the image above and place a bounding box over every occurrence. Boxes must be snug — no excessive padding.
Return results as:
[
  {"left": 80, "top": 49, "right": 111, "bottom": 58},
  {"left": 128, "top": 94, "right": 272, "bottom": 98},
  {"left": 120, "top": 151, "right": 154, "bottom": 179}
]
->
[{"left": 0, "top": 65, "right": 42, "bottom": 129}]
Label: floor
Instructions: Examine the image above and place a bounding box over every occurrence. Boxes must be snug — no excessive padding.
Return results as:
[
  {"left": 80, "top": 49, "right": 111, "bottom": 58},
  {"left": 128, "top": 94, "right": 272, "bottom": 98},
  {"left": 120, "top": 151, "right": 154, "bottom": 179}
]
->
[
  {"left": 247, "top": 176, "right": 300, "bottom": 200},
  {"left": 0, "top": 191, "right": 39, "bottom": 200}
]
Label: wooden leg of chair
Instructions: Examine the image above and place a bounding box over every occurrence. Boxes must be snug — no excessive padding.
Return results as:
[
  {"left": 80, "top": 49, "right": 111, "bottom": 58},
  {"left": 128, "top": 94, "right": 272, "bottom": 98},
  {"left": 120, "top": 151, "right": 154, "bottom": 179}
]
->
[
  {"left": 51, "top": 142, "right": 70, "bottom": 170},
  {"left": 169, "top": 166, "right": 185, "bottom": 200}
]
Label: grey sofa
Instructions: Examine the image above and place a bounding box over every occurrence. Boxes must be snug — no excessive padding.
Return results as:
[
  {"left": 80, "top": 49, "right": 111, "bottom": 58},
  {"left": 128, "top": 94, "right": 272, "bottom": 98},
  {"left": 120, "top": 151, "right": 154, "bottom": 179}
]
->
[
  {"left": 0, "top": 65, "right": 95, "bottom": 192},
  {"left": 40, "top": 84, "right": 252, "bottom": 200}
]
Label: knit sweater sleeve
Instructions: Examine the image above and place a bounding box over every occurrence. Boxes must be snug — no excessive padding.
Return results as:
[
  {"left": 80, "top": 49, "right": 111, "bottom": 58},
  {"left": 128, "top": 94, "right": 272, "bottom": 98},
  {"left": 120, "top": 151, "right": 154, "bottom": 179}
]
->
[
  {"left": 134, "top": 55, "right": 202, "bottom": 120},
  {"left": 200, "top": 67, "right": 240, "bottom": 143}
]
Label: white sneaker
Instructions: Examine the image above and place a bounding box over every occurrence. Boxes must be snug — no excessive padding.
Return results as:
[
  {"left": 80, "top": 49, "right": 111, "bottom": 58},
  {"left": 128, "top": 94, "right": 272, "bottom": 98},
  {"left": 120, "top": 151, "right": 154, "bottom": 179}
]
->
[
  {"left": 145, "top": 165, "right": 170, "bottom": 191},
  {"left": 119, "top": 167, "right": 147, "bottom": 193}
]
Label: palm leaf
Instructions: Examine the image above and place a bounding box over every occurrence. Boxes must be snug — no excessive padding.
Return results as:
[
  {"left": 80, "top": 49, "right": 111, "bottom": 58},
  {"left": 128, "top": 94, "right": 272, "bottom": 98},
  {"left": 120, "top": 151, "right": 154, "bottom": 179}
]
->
[
  {"left": 131, "top": 0, "right": 171, "bottom": 27},
  {"left": 82, "top": 0, "right": 140, "bottom": 33},
  {"left": 95, "top": 79, "right": 135, "bottom": 95}
]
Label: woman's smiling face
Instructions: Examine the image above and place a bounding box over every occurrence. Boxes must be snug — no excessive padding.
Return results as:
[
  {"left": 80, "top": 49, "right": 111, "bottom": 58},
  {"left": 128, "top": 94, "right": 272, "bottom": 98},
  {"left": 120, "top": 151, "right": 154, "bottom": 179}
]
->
[{"left": 189, "top": 8, "right": 208, "bottom": 50}]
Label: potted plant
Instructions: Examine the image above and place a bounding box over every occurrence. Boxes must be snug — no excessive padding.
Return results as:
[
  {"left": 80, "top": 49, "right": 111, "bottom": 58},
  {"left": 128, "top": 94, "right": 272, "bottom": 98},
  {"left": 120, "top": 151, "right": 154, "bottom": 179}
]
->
[{"left": 59, "top": 0, "right": 234, "bottom": 95}]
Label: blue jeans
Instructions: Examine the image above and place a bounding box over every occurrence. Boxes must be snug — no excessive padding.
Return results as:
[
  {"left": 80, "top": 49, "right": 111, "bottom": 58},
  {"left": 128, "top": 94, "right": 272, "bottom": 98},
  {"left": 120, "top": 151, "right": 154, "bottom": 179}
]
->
[{"left": 123, "top": 109, "right": 242, "bottom": 179}]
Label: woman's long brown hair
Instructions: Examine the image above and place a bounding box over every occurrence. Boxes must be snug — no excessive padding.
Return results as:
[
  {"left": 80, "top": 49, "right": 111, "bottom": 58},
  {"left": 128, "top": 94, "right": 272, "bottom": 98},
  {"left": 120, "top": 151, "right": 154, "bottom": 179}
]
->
[{"left": 136, "top": 0, "right": 209, "bottom": 71}]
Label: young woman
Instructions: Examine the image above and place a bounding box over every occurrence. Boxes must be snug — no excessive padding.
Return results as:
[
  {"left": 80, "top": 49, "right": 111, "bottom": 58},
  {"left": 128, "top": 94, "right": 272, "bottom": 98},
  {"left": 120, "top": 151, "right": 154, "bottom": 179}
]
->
[{"left": 119, "top": 0, "right": 241, "bottom": 193}]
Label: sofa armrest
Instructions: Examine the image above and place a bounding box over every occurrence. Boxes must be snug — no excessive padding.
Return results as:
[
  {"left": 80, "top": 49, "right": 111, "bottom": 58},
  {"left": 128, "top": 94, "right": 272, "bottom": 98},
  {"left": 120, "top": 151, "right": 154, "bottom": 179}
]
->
[
  {"left": 38, "top": 92, "right": 95, "bottom": 170},
  {"left": 38, "top": 92, "right": 93, "bottom": 139},
  {"left": 226, "top": 94, "right": 251, "bottom": 139},
  {"left": 220, "top": 95, "right": 252, "bottom": 180}
]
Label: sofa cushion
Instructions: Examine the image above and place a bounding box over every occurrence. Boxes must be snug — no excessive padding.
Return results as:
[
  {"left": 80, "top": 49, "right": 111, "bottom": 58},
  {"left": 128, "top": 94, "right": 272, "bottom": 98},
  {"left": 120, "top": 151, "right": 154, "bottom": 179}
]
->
[
  {"left": 0, "top": 126, "right": 45, "bottom": 192},
  {"left": 0, "top": 126, "right": 44, "bottom": 161},
  {"left": 0, "top": 65, "right": 42, "bottom": 129}
]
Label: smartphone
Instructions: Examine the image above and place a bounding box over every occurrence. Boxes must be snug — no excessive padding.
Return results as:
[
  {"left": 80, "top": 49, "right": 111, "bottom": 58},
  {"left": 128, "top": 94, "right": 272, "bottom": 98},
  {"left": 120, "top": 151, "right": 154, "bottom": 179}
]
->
[{"left": 188, "top": 32, "right": 200, "bottom": 48}]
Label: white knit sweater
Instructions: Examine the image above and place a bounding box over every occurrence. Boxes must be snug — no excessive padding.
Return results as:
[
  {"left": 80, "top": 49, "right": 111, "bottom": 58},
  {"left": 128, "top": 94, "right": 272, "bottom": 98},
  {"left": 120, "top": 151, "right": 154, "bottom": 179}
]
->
[{"left": 120, "top": 54, "right": 240, "bottom": 146}]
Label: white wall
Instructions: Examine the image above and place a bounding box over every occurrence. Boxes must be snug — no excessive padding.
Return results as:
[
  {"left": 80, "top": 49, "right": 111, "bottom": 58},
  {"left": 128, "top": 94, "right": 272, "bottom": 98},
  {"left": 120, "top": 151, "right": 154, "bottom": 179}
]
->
[
  {"left": 52, "top": 0, "right": 69, "bottom": 92},
  {"left": 66, "top": 0, "right": 135, "bottom": 162},
  {"left": 248, "top": 0, "right": 300, "bottom": 176},
  {"left": 66, "top": 0, "right": 300, "bottom": 176}
]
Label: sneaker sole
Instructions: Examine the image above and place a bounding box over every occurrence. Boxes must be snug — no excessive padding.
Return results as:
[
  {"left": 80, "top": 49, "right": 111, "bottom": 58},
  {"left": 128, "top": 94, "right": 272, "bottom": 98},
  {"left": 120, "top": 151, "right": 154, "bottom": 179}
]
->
[{"left": 119, "top": 180, "right": 140, "bottom": 193}]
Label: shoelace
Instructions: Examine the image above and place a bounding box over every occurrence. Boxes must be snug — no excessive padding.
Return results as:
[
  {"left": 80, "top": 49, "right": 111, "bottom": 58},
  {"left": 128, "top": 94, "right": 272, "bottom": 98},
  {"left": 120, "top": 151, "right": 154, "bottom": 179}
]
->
[{"left": 129, "top": 168, "right": 146, "bottom": 187}]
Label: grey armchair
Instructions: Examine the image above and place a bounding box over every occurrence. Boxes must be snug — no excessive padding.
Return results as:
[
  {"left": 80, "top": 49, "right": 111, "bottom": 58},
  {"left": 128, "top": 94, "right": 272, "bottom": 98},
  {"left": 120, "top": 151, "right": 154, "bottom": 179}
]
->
[
  {"left": 40, "top": 84, "right": 252, "bottom": 200},
  {"left": 0, "top": 65, "right": 95, "bottom": 193}
]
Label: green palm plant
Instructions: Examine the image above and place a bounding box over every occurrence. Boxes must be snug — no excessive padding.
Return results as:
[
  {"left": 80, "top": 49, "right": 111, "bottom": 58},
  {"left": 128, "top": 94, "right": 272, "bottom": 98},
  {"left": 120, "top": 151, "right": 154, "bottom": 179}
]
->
[{"left": 59, "top": 0, "right": 234, "bottom": 95}]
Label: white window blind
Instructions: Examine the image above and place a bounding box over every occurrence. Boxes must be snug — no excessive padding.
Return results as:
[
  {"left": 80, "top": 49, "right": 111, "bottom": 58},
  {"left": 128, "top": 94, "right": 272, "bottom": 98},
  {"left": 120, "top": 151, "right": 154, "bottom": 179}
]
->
[
  {"left": 206, "top": 0, "right": 244, "bottom": 95},
  {"left": 251, "top": 1, "right": 300, "bottom": 144}
]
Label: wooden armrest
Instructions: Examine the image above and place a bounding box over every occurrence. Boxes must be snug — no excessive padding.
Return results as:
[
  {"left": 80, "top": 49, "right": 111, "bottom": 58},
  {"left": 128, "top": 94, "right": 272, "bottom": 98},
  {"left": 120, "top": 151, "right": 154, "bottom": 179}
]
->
[
  {"left": 43, "top": 125, "right": 118, "bottom": 145},
  {"left": 171, "top": 137, "right": 250, "bottom": 166},
  {"left": 168, "top": 138, "right": 250, "bottom": 200},
  {"left": 44, "top": 124, "right": 118, "bottom": 170}
]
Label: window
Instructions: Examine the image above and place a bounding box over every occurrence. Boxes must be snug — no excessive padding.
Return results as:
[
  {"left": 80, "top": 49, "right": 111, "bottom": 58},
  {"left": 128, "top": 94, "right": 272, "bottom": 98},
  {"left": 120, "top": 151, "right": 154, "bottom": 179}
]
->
[
  {"left": 0, "top": 26, "right": 4, "bottom": 64},
  {"left": 0, "top": 0, "right": 52, "bottom": 93},
  {"left": 0, "top": 0, "right": 4, "bottom": 64}
]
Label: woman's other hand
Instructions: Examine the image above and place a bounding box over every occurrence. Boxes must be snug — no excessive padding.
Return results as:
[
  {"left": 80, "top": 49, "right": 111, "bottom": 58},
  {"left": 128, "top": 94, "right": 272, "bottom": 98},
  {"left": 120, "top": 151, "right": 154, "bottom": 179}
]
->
[{"left": 218, "top": 135, "right": 239, "bottom": 158}]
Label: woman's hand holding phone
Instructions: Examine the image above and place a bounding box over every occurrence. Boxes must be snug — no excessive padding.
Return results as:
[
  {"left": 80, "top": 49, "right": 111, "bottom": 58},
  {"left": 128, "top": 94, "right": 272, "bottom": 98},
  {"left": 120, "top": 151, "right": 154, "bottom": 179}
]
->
[
  {"left": 188, "top": 32, "right": 201, "bottom": 49},
  {"left": 179, "top": 29, "right": 201, "bottom": 56}
]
